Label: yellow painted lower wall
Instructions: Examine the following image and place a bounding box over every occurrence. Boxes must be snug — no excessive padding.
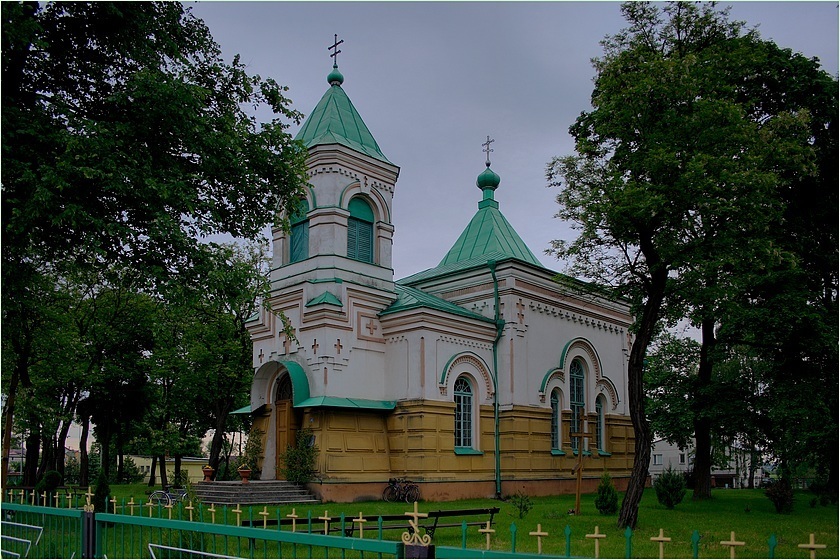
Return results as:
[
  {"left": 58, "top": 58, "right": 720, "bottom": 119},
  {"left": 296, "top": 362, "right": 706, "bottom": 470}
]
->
[{"left": 298, "top": 401, "right": 636, "bottom": 502}]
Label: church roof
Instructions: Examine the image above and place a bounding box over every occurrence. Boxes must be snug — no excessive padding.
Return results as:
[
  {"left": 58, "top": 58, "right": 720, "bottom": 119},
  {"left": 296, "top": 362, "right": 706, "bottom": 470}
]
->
[
  {"left": 380, "top": 284, "right": 496, "bottom": 324},
  {"left": 295, "top": 64, "right": 392, "bottom": 165}
]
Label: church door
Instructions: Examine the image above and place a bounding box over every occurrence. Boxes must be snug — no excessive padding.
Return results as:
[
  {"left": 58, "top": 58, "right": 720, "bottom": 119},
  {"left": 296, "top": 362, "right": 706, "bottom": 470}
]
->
[{"left": 274, "top": 374, "right": 299, "bottom": 479}]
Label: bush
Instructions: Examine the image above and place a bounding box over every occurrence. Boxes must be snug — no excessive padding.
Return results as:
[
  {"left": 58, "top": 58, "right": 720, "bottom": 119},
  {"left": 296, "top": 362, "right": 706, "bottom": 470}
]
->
[
  {"left": 120, "top": 456, "right": 145, "bottom": 484},
  {"left": 653, "top": 466, "right": 686, "bottom": 509},
  {"left": 594, "top": 471, "right": 619, "bottom": 515},
  {"left": 93, "top": 471, "right": 110, "bottom": 512},
  {"left": 280, "top": 427, "right": 319, "bottom": 485},
  {"left": 236, "top": 428, "right": 265, "bottom": 480},
  {"left": 765, "top": 480, "right": 794, "bottom": 513},
  {"left": 507, "top": 490, "right": 533, "bottom": 519},
  {"left": 34, "top": 470, "right": 63, "bottom": 499}
]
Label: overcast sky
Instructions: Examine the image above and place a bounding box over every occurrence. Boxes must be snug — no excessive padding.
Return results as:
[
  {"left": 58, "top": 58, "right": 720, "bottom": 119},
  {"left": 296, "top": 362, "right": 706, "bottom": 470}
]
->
[{"left": 189, "top": 1, "right": 839, "bottom": 281}]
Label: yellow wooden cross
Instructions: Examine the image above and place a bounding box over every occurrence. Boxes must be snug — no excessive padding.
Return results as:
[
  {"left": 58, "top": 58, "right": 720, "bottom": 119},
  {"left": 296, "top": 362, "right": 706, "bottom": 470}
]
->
[
  {"left": 479, "top": 520, "right": 495, "bottom": 550},
  {"left": 6, "top": 489, "right": 13, "bottom": 502},
  {"left": 84, "top": 487, "right": 94, "bottom": 512},
  {"left": 569, "top": 410, "right": 594, "bottom": 514},
  {"left": 402, "top": 501, "right": 431, "bottom": 546},
  {"left": 18, "top": 489, "right": 24, "bottom": 504},
  {"left": 184, "top": 501, "right": 195, "bottom": 522},
  {"left": 40, "top": 491, "right": 47, "bottom": 506},
  {"left": 164, "top": 501, "right": 174, "bottom": 520},
  {"left": 529, "top": 524, "right": 549, "bottom": 555},
  {"left": 720, "top": 531, "right": 745, "bottom": 558},
  {"left": 798, "top": 533, "right": 827, "bottom": 559},
  {"left": 318, "top": 510, "right": 332, "bottom": 535},
  {"left": 54, "top": 493, "right": 60, "bottom": 508},
  {"left": 586, "top": 526, "right": 607, "bottom": 559},
  {"left": 65, "top": 491, "right": 73, "bottom": 509},
  {"left": 259, "top": 506, "right": 270, "bottom": 529},
  {"left": 286, "top": 508, "right": 298, "bottom": 532},
  {"left": 145, "top": 499, "right": 155, "bottom": 518},
  {"left": 207, "top": 504, "right": 217, "bottom": 524},
  {"left": 109, "top": 496, "right": 118, "bottom": 514},
  {"left": 128, "top": 498, "right": 136, "bottom": 516},
  {"left": 30, "top": 491, "right": 36, "bottom": 506},
  {"left": 650, "top": 528, "right": 671, "bottom": 560},
  {"left": 353, "top": 512, "right": 368, "bottom": 539},
  {"left": 232, "top": 504, "right": 243, "bottom": 526}
]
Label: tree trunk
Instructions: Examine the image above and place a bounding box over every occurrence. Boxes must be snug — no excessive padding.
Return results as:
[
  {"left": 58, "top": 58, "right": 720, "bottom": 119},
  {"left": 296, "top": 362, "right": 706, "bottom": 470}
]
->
[
  {"left": 617, "top": 247, "right": 668, "bottom": 529},
  {"left": 208, "top": 406, "right": 232, "bottom": 474},
  {"left": 148, "top": 456, "right": 157, "bottom": 487},
  {"left": 79, "top": 417, "right": 90, "bottom": 487},
  {"left": 1, "top": 368, "right": 21, "bottom": 489},
  {"left": 23, "top": 423, "right": 40, "bottom": 486},
  {"left": 158, "top": 455, "right": 168, "bottom": 488},
  {"left": 174, "top": 455, "right": 183, "bottom": 486},
  {"left": 692, "top": 317, "right": 715, "bottom": 500}
]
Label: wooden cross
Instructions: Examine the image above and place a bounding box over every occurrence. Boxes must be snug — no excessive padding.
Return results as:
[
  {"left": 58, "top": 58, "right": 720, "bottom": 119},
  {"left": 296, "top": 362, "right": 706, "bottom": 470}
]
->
[
  {"left": 720, "top": 531, "right": 745, "bottom": 558},
  {"left": 365, "top": 318, "right": 378, "bottom": 336},
  {"left": 184, "top": 501, "right": 195, "bottom": 522},
  {"left": 30, "top": 491, "right": 36, "bottom": 505},
  {"left": 353, "top": 512, "right": 368, "bottom": 539},
  {"left": 128, "top": 498, "right": 137, "bottom": 516},
  {"left": 798, "top": 533, "right": 827, "bottom": 559},
  {"left": 208, "top": 504, "right": 217, "bottom": 524},
  {"left": 109, "top": 496, "right": 118, "bottom": 514},
  {"left": 232, "top": 504, "right": 243, "bottom": 526},
  {"left": 6, "top": 489, "right": 13, "bottom": 502},
  {"left": 40, "top": 491, "right": 47, "bottom": 506},
  {"left": 479, "top": 520, "right": 495, "bottom": 550},
  {"left": 18, "top": 489, "right": 24, "bottom": 504},
  {"left": 312, "top": 339, "right": 319, "bottom": 354},
  {"left": 650, "top": 529, "right": 671, "bottom": 560},
  {"left": 529, "top": 524, "right": 549, "bottom": 555},
  {"left": 286, "top": 508, "right": 298, "bottom": 532},
  {"left": 482, "top": 135, "right": 495, "bottom": 166},
  {"left": 164, "top": 501, "right": 174, "bottom": 520},
  {"left": 318, "top": 510, "right": 332, "bottom": 535},
  {"left": 328, "top": 34, "right": 344, "bottom": 64},
  {"left": 54, "top": 493, "right": 60, "bottom": 508},
  {"left": 146, "top": 499, "right": 155, "bottom": 518},
  {"left": 259, "top": 506, "right": 270, "bottom": 529},
  {"left": 335, "top": 339, "right": 343, "bottom": 354},
  {"left": 569, "top": 409, "right": 594, "bottom": 514},
  {"left": 586, "top": 526, "right": 607, "bottom": 559}
]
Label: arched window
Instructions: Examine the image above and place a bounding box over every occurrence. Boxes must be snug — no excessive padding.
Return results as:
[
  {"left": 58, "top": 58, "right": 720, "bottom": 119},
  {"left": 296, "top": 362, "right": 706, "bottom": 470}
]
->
[
  {"left": 570, "top": 359, "right": 585, "bottom": 452},
  {"left": 347, "top": 197, "right": 374, "bottom": 263},
  {"left": 275, "top": 374, "right": 293, "bottom": 402},
  {"left": 289, "top": 199, "right": 309, "bottom": 263},
  {"left": 595, "top": 395, "right": 605, "bottom": 451},
  {"left": 454, "top": 376, "right": 474, "bottom": 449},
  {"left": 550, "top": 389, "right": 562, "bottom": 450}
]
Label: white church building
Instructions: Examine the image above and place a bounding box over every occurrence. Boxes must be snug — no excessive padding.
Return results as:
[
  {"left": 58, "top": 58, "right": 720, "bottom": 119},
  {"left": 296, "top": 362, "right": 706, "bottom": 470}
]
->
[{"left": 245, "top": 59, "right": 636, "bottom": 502}]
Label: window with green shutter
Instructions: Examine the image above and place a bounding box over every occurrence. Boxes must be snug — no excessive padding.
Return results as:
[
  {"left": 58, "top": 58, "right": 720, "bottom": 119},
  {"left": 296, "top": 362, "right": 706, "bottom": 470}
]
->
[
  {"left": 290, "top": 199, "right": 309, "bottom": 263},
  {"left": 347, "top": 197, "right": 374, "bottom": 263},
  {"left": 570, "top": 359, "right": 585, "bottom": 452}
]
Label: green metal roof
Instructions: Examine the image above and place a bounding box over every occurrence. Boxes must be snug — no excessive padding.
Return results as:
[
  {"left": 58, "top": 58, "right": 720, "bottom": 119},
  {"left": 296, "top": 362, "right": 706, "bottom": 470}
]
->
[
  {"left": 380, "top": 284, "right": 496, "bottom": 324},
  {"left": 305, "top": 292, "right": 343, "bottom": 307},
  {"left": 295, "top": 67, "right": 392, "bottom": 165},
  {"left": 294, "top": 396, "right": 396, "bottom": 410}
]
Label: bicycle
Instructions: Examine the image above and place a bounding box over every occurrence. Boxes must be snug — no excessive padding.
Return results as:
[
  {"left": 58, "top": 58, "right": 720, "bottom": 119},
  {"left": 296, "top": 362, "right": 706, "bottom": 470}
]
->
[
  {"left": 148, "top": 485, "right": 188, "bottom": 506},
  {"left": 382, "top": 477, "right": 420, "bottom": 503}
]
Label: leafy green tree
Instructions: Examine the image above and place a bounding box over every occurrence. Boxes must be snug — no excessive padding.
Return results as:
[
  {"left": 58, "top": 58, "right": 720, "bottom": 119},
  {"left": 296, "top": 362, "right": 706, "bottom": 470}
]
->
[
  {"left": 1, "top": 1, "right": 306, "bottom": 488},
  {"left": 547, "top": 1, "right": 835, "bottom": 526}
]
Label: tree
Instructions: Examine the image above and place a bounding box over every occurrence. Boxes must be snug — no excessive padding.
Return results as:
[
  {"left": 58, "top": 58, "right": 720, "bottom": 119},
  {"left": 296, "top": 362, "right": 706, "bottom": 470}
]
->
[
  {"left": 547, "top": 1, "right": 834, "bottom": 526},
  {"left": 1, "top": 1, "right": 307, "bottom": 488}
]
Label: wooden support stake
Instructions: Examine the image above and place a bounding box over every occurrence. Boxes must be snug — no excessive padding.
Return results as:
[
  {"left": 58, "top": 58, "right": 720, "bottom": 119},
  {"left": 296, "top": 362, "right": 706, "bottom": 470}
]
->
[
  {"left": 798, "top": 533, "right": 826, "bottom": 559},
  {"left": 259, "top": 506, "right": 270, "bottom": 529},
  {"left": 530, "top": 524, "right": 549, "bottom": 555},
  {"left": 353, "top": 512, "right": 367, "bottom": 539},
  {"left": 586, "top": 526, "right": 607, "bottom": 559},
  {"left": 287, "top": 508, "right": 298, "bottom": 533},
  {"left": 720, "top": 531, "right": 745, "bottom": 559},
  {"left": 479, "top": 520, "right": 495, "bottom": 551},
  {"left": 650, "top": 529, "right": 671, "bottom": 560},
  {"left": 319, "top": 510, "right": 332, "bottom": 535}
]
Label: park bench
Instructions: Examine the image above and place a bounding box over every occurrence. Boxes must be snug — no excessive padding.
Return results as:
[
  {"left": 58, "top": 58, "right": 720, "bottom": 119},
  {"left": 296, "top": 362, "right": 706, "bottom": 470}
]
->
[{"left": 421, "top": 507, "right": 499, "bottom": 537}]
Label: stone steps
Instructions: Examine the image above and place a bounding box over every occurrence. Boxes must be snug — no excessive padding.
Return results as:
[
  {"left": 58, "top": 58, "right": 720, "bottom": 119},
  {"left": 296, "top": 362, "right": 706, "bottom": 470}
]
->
[{"left": 193, "top": 480, "right": 320, "bottom": 505}]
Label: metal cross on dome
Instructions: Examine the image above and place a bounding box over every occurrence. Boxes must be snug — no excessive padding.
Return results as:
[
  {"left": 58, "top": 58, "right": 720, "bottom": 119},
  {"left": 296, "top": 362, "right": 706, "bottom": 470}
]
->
[
  {"left": 482, "top": 135, "right": 495, "bottom": 166},
  {"left": 329, "top": 34, "right": 344, "bottom": 64}
]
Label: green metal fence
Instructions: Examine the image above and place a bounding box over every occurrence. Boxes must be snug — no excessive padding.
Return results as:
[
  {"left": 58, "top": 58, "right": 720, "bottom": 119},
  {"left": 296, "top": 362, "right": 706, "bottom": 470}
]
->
[{"left": 1, "top": 503, "right": 85, "bottom": 558}]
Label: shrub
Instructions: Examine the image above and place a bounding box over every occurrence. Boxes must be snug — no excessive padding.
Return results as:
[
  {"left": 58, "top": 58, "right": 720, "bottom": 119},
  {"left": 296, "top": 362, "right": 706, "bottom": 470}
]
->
[
  {"left": 507, "top": 490, "right": 533, "bottom": 519},
  {"left": 93, "top": 471, "right": 110, "bottom": 512},
  {"left": 594, "top": 471, "right": 619, "bottom": 515},
  {"left": 280, "top": 428, "right": 319, "bottom": 485},
  {"left": 34, "top": 470, "right": 63, "bottom": 498},
  {"left": 653, "top": 465, "right": 686, "bottom": 509},
  {"left": 765, "top": 480, "right": 794, "bottom": 514},
  {"left": 237, "top": 427, "right": 265, "bottom": 480},
  {"left": 120, "top": 456, "right": 145, "bottom": 484}
]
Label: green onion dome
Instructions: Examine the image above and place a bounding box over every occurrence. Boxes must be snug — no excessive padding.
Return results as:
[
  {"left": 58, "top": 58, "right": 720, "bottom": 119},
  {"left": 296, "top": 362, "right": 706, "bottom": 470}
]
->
[
  {"left": 327, "top": 64, "right": 344, "bottom": 86},
  {"left": 476, "top": 164, "right": 501, "bottom": 190}
]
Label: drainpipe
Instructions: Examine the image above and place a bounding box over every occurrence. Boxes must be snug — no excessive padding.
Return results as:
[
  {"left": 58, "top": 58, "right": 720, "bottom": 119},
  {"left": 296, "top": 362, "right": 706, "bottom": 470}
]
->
[{"left": 488, "top": 260, "right": 504, "bottom": 499}]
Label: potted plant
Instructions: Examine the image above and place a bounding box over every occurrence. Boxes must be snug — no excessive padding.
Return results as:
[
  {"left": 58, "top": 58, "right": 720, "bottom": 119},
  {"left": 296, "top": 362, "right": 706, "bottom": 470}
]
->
[
  {"left": 237, "top": 464, "right": 252, "bottom": 484},
  {"left": 202, "top": 465, "right": 214, "bottom": 482}
]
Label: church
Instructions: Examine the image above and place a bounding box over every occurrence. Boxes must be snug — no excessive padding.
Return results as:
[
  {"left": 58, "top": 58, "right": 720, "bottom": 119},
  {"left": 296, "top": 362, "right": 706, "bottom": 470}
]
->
[{"left": 245, "top": 57, "right": 636, "bottom": 502}]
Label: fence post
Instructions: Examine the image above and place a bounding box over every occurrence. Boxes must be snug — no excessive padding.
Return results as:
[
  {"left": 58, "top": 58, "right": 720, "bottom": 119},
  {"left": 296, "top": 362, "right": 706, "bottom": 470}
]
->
[
  {"left": 510, "top": 523, "right": 518, "bottom": 554},
  {"left": 81, "top": 510, "right": 96, "bottom": 559},
  {"left": 564, "top": 525, "right": 572, "bottom": 557},
  {"left": 691, "top": 530, "right": 701, "bottom": 559},
  {"left": 768, "top": 534, "right": 778, "bottom": 559},
  {"left": 624, "top": 526, "right": 633, "bottom": 559}
]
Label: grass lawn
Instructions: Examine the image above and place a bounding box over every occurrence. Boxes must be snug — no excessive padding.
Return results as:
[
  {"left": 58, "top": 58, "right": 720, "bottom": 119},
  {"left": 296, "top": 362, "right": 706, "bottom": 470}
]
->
[{"left": 106, "top": 484, "right": 837, "bottom": 558}]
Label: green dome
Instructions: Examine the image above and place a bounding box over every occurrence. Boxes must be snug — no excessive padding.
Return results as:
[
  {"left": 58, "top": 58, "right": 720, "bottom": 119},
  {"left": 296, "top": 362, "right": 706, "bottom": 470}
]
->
[
  {"left": 327, "top": 64, "right": 344, "bottom": 86},
  {"left": 476, "top": 165, "right": 500, "bottom": 190}
]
